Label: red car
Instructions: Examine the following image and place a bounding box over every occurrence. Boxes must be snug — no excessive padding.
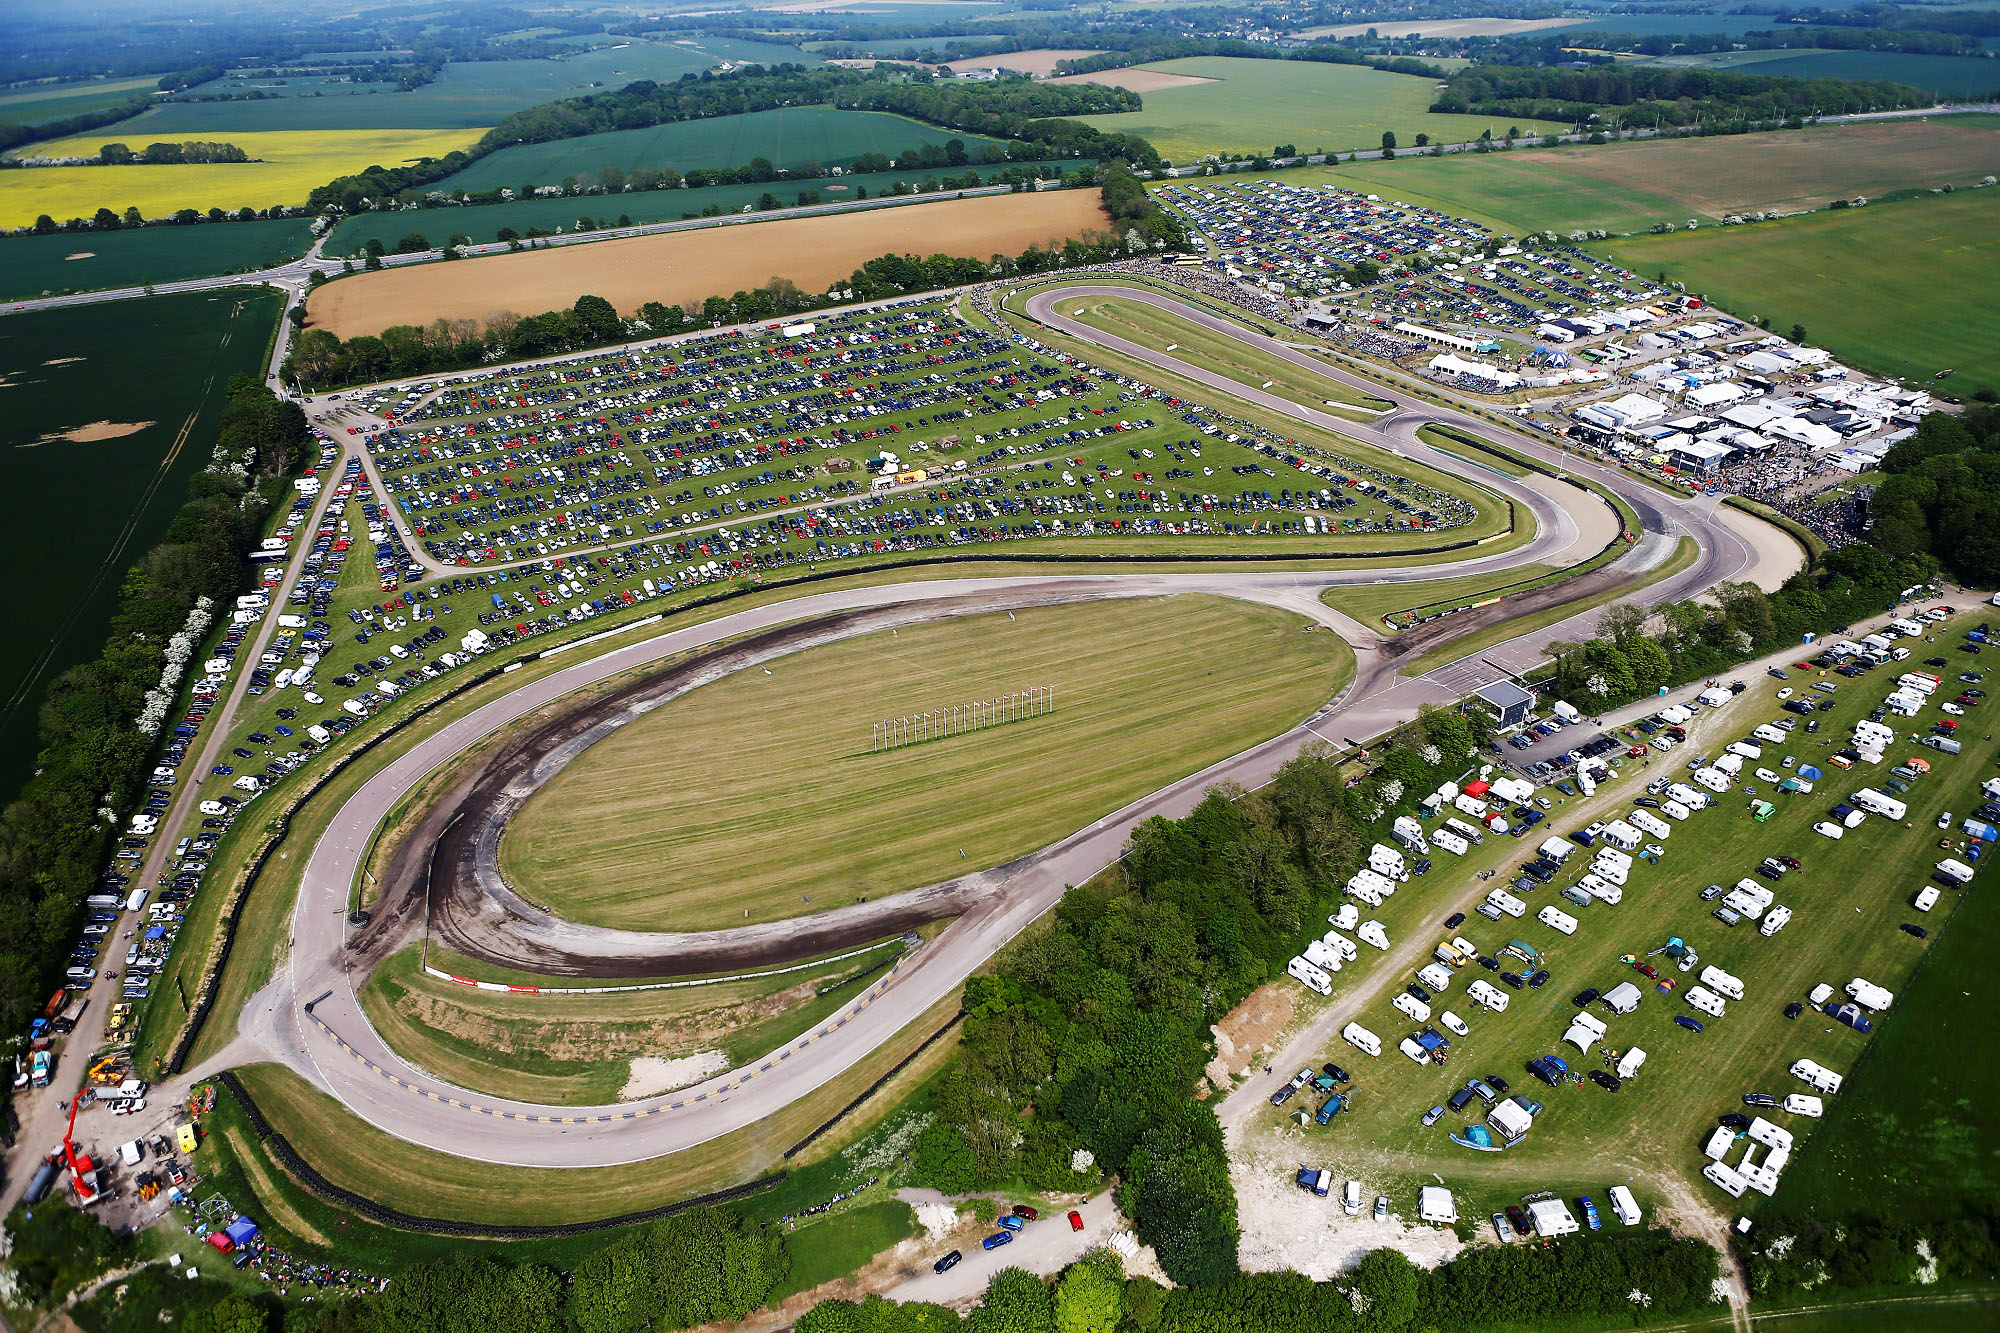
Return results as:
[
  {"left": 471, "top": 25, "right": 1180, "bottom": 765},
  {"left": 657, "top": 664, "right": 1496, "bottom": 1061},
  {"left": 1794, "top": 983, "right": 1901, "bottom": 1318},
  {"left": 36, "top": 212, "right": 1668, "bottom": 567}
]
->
[
  {"left": 1793, "top": 661, "right": 1814, "bottom": 670},
  {"left": 1627, "top": 745, "right": 1647, "bottom": 758},
  {"left": 1068, "top": 1210, "right": 1085, "bottom": 1232}
]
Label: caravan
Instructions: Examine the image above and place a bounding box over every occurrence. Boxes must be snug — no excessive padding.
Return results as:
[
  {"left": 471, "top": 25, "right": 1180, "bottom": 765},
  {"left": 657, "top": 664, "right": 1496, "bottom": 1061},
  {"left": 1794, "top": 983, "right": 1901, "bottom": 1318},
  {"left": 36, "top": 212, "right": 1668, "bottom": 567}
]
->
[
  {"left": 1685, "top": 985, "right": 1728, "bottom": 1018},
  {"left": 1667, "top": 783, "right": 1709, "bottom": 811},
  {"left": 1287, "top": 956, "right": 1333, "bottom": 995},
  {"left": 1368, "top": 843, "right": 1410, "bottom": 882},
  {"left": 1629, "top": 809, "right": 1671, "bottom": 840},
  {"left": 1537, "top": 905, "right": 1578, "bottom": 936},
  {"left": 1465, "top": 978, "right": 1510, "bottom": 1012},
  {"left": 1342, "top": 1022, "right": 1382, "bottom": 1057},
  {"left": 1430, "top": 829, "right": 1469, "bottom": 857},
  {"left": 1699, "top": 966, "right": 1745, "bottom": 1001},
  {"left": 1485, "top": 888, "right": 1527, "bottom": 919},
  {"left": 1790, "top": 1059, "right": 1843, "bottom": 1095},
  {"left": 1852, "top": 788, "right": 1907, "bottom": 820}
]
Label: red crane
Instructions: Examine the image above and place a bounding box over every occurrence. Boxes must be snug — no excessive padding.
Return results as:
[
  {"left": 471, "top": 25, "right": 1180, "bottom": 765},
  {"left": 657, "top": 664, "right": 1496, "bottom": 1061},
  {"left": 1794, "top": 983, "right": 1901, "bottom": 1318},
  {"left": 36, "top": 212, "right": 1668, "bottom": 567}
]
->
[{"left": 61, "top": 1096, "right": 98, "bottom": 1205}]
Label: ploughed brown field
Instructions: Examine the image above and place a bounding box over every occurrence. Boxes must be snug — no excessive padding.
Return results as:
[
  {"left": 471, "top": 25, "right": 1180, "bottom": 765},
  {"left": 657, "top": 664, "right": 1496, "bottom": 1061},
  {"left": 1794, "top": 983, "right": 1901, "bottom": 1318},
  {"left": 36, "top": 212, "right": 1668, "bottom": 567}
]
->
[{"left": 304, "top": 191, "right": 1111, "bottom": 337}]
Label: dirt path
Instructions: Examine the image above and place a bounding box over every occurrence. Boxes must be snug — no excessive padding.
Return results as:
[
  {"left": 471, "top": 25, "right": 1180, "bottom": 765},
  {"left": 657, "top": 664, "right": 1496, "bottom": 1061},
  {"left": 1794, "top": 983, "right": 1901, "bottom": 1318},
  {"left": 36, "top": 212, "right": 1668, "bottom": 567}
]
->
[{"left": 1652, "top": 1172, "right": 1751, "bottom": 1333}]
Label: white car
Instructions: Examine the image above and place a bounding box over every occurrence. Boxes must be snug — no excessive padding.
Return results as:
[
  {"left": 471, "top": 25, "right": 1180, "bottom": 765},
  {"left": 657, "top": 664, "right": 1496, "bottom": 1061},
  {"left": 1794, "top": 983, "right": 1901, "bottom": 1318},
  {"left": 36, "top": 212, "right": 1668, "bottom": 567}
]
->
[
  {"left": 1813, "top": 821, "right": 1845, "bottom": 839},
  {"left": 1776, "top": 688, "right": 1793, "bottom": 700},
  {"left": 1941, "top": 702, "right": 1965, "bottom": 715},
  {"left": 1939, "top": 811, "right": 1953, "bottom": 829}
]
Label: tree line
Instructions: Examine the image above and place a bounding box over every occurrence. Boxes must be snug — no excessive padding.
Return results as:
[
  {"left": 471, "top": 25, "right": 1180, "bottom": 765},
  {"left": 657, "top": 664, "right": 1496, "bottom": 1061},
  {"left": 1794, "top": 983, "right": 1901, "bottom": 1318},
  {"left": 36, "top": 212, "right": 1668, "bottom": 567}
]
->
[
  {"left": 1859, "top": 402, "right": 2000, "bottom": 588},
  {"left": 0, "top": 93, "right": 153, "bottom": 156},
  {"left": 1539, "top": 539, "right": 1939, "bottom": 715},
  {"left": 1432, "top": 61, "right": 1934, "bottom": 125},
  {"left": 1740, "top": 1204, "right": 2000, "bottom": 1302},
  {"left": 0, "top": 379, "right": 305, "bottom": 1042},
  {"left": 307, "top": 66, "right": 1154, "bottom": 216}
]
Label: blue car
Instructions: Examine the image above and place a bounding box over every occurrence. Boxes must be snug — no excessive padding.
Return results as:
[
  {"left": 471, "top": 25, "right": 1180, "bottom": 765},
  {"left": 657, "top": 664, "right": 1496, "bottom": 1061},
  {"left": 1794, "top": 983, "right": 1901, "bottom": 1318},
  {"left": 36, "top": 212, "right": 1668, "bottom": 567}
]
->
[
  {"left": 1674, "top": 1015, "right": 1704, "bottom": 1033},
  {"left": 1579, "top": 1196, "right": 1602, "bottom": 1230},
  {"left": 997, "top": 1215, "right": 1024, "bottom": 1231},
  {"left": 981, "top": 1232, "right": 1013, "bottom": 1251}
]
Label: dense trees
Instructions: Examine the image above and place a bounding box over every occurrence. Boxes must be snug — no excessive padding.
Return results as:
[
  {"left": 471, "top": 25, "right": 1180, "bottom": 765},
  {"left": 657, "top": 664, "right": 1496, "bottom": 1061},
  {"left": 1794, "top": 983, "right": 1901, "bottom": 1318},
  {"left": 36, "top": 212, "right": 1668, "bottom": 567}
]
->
[
  {"left": 1863, "top": 405, "right": 2000, "bottom": 587},
  {"left": 1430, "top": 62, "right": 1932, "bottom": 126}
]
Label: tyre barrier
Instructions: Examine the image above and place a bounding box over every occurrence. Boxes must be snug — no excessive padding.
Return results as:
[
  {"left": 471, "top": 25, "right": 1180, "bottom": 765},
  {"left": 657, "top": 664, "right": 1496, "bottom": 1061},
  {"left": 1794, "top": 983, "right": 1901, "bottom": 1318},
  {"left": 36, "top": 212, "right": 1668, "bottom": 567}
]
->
[
  {"left": 784, "top": 1009, "right": 964, "bottom": 1160},
  {"left": 213, "top": 1070, "right": 783, "bottom": 1237}
]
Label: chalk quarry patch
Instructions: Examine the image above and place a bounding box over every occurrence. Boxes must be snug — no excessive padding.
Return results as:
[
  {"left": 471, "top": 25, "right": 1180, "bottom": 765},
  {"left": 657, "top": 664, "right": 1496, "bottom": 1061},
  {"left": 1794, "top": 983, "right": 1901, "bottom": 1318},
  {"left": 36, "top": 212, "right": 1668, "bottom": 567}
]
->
[
  {"left": 622, "top": 1050, "right": 729, "bottom": 1099},
  {"left": 25, "top": 419, "right": 153, "bottom": 447},
  {"left": 63, "top": 252, "right": 95, "bottom": 261}
]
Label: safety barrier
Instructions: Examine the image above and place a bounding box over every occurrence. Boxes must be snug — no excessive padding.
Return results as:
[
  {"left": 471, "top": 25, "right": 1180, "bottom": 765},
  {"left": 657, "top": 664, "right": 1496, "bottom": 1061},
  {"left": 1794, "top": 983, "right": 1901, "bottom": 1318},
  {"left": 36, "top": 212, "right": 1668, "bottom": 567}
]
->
[
  {"left": 214, "top": 1070, "right": 783, "bottom": 1237},
  {"left": 785, "top": 1009, "right": 964, "bottom": 1160}
]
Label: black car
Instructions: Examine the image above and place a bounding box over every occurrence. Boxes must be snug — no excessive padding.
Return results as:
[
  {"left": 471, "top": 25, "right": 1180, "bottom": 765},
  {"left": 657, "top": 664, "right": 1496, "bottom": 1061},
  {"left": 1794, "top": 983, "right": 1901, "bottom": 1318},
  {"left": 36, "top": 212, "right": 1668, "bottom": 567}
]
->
[
  {"left": 1590, "top": 1070, "right": 1622, "bottom": 1091},
  {"left": 1902, "top": 923, "right": 1930, "bottom": 938},
  {"left": 1927, "top": 657, "right": 1951, "bottom": 667},
  {"left": 1408, "top": 983, "right": 1433, "bottom": 1003},
  {"left": 1718, "top": 1112, "right": 1751, "bottom": 1130},
  {"left": 933, "top": 1251, "right": 962, "bottom": 1275},
  {"left": 1478, "top": 955, "right": 1499, "bottom": 971},
  {"left": 1500, "top": 972, "right": 1525, "bottom": 990},
  {"left": 1744, "top": 1092, "right": 1778, "bottom": 1108},
  {"left": 1444, "top": 912, "right": 1466, "bottom": 929},
  {"left": 1485, "top": 1074, "right": 1511, "bottom": 1094},
  {"left": 233, "top": 747, "right": 253, "bottom": 758},
  {"left": 1633, "top": 797, "right": 1661, "bottom": 809},
  {"left": 1573, "top": 987, "right": 1601, "bottom": 1008},
  {"left": 1322, "top": 1063, "right": 1350, "bottom": 1084},
  {"left": 1785, "top": 1001, "right": 1804, "bottom": 1019},
  {"left": 1526, "top": 970, "right": 1550, "bottom": 989}
]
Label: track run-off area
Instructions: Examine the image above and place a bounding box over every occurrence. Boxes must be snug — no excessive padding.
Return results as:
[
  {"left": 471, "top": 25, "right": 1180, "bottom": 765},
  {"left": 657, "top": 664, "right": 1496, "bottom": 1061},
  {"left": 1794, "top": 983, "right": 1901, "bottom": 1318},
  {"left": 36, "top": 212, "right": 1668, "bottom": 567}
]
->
[{"left": 223, "top": 280, "right": 1796, "bottom": 1170}]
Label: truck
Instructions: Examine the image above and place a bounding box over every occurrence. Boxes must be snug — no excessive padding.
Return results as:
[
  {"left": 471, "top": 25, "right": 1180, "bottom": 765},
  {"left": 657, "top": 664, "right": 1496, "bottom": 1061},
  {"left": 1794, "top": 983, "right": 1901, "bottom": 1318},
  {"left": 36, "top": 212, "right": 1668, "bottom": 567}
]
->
[{"left": 30, "top": 1050, "right": 50, "bottom": 1086}]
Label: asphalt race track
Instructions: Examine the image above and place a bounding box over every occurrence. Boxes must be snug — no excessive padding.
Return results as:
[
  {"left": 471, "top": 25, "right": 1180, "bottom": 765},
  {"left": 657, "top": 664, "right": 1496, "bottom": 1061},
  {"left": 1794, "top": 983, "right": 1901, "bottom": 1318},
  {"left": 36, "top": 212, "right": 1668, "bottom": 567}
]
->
[{"left": 249, "top": 280, "right": 1789, "bottom": 1170}]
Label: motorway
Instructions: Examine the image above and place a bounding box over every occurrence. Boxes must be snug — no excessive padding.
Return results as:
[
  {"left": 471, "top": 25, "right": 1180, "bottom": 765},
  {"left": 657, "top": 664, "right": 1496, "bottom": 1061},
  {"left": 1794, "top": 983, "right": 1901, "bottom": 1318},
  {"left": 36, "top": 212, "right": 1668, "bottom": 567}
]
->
[{"left": 189, "top": 280, "right": 1796, "bottom": 1170}]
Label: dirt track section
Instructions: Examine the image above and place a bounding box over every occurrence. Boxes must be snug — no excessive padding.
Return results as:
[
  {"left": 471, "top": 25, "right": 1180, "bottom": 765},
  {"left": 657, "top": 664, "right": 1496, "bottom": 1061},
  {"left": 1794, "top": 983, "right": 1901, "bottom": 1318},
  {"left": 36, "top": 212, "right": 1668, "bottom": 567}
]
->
[{"left": 363, "top": 585, "right": 1139, "bottom": 978}]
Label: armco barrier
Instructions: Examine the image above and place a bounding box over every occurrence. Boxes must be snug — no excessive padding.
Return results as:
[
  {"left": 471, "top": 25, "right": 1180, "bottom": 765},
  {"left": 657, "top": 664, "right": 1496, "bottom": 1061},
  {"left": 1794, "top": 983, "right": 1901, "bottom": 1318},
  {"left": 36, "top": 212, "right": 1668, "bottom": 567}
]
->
[
  {"left": 785, "top": 1009, "right": 964, "bottom": 1160},
  {"left": 214, "top": 1070, "right": 782, "bottom": 1237}
]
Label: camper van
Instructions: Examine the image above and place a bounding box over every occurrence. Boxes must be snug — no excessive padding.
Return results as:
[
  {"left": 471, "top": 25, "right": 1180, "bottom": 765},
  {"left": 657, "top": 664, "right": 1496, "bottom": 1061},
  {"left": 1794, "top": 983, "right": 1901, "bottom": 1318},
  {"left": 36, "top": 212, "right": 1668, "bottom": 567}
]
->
[
  {"left": 1358, "top": 920, "right": 1390, "bottom": 950},
  {"left": 1368, "top": 843, "right": 1409, "bottom": 882},
  {"left": 1759, "top": 904, "right": 1793, "bottom": 936},
  {"left": 1342, "top": 1022, "right": 1382, "bottom": 1057},
  {"left": 1608, "top": 1186, "right": 1642, "bottom": 1226},
  {"left": 1726, "top": 741, "right": 1763, "bottom": 761},
  {"left": 1416, "top": 963, "right": 1453, "bottom": 993},
  {"left": 1304, "top": 940, "right": 1345, "bottom": 975},
  {"left": 1846, "top": 977, "right": 1895, "bottom": 1011}
]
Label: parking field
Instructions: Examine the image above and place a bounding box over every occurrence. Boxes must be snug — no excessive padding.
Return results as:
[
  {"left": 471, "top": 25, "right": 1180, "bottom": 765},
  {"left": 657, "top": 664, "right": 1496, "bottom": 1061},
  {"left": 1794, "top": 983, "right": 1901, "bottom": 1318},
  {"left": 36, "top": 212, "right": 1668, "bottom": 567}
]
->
[
  {"left": 1243, "top": 607, "right": 2000, "bottom": 1234},
  {"left": 502, "top": 593, "right": 1353, "bottom": 930}
]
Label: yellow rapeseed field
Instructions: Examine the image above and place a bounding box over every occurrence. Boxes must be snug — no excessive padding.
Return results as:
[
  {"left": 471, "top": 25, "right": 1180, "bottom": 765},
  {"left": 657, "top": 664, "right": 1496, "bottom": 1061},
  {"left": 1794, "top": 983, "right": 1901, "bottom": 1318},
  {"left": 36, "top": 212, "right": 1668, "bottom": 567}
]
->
[{"left": 0, "top": 128, "right": 488, "bottom": 227}]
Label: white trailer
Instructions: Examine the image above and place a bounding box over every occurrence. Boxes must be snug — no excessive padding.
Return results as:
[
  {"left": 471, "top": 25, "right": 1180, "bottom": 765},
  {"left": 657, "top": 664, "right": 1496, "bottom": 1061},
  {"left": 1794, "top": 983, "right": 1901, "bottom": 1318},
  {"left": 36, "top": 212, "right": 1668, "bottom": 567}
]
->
[
  {"left": 1287, "top": 956, "right": 1333, "bottom": 995},
  {"left": 1685, "top": 985, "right": 1727, "bottom": 1018},
  {"left": 1465, "top": 978, "right": 1510, "bottom": 1012},
  {"left": 1342, "top": 1022, "right": 1382, "bottom": 1056},
  {"left": 1791, "top": 1058, "right": 1843, "bottom": 1094},
  {"left": 1537, "top": 905, "right": 1578, "bottom": 935},
  {"left": 1699, "top": 966, "right": 1745, "bottom": 1001}
]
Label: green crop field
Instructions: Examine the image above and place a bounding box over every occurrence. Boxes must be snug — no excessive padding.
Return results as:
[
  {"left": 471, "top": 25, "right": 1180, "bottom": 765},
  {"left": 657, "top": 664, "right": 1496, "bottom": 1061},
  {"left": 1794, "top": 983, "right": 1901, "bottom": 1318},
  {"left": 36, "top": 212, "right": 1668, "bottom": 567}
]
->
[
  {"left": 323, "top": 161, "right": 1067, "bottom": 254},
  {"left": 0, "top": 217, "right": 314, "bottom": 300},
  {"left": 1237, "top": 612, "right": 2000, "bottom": 1231},
  {"left": 117, "top": 37, "right": 815, "bottom": 134},
  {"left": 1603, "top": 191, "right": 2000, "bottom": 391},
  {"left": 359, "top": 943, "right": 902, "bottom": 1105},
  {"left": 1657, "top": 47, "right": 2000, "bottom": 98},
  {"left": 427, "top": 108, "right": 1000, "bottom": 196},
  {"left": 0, "top": 76, "right": 157, "bottom": 129},
  {"left": 1192, "top": 121, "right": 2000, "bottom": 236},
  {"left": 1076, "top": 58, "right": 1567, "bottom": 164},
  {"left": 501, "top": 595, "right": 1353, "bottom": 931},
  {"left": 0, "top": 288, "right": 280, "bottom": 796}
]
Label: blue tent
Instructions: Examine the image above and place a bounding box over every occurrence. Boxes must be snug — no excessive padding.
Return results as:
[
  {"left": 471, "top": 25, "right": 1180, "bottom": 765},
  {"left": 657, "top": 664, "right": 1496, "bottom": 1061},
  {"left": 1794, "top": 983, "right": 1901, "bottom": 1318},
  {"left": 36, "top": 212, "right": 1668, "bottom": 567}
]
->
[
  {"left": 225, "top": 1217, "right": 260, "bottom": 1248},
  {"left": 145, "top": 926, "right": 165, "bottom": 941},
  {"left": 1799, "top": 765, "right": 1823, "bottom": 782}
]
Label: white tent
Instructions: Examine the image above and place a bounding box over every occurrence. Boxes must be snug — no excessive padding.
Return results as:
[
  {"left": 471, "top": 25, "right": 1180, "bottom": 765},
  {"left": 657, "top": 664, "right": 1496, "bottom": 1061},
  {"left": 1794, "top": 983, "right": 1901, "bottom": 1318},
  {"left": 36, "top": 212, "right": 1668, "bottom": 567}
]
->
[{"left": 1529, "top": 1199, "right": 1580, "bottom": 1236}]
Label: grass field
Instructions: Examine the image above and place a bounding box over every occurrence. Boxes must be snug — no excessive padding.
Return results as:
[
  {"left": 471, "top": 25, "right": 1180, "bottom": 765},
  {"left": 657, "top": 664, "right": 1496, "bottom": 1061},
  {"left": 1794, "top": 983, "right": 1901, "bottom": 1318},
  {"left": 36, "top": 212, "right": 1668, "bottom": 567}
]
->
[
  {"left": 502, "top": 595, "right": 1352, "bottom": 930},
  {"left": 124, "top": 37, "right": 816, "bottom": 134},
  {"left": 1237, "top": 612, "right": 2000, "bottom": 1231},
  {"left": 1603, "top": 190, "right": 2000, "bottom": 390},
  {"left": 304, "top": 190, "right": 1109, "bottom": 335},
  {"left": 0, "top": 76, "right": 156, "bottom": 130},
  {"left": 359, "top": 943, "right": 901, "bottom": 1105},
  {"left": 1322, "top": 562, "right": 1561, "bottom": 628},
  {"left": 1, "top": 128, "right": 488, "bottom": 228},
  {"left": 0, "top": 216, "right": 314, "bottom": 300},
  {"left": 0, "top": 288, "right": 280, "bottom": 798},
  {"left": 323, "top": 161, "right": 1067, "bottom": 255},
  {"left": 1074, "top": 58, "right": 1567, "bottom": 164},
  {"left": 428, "top": 108, "right": 1002, "bottom": 196},
  {"left": 1206, "top": 122, "right": 2000, "bottom": 236}
]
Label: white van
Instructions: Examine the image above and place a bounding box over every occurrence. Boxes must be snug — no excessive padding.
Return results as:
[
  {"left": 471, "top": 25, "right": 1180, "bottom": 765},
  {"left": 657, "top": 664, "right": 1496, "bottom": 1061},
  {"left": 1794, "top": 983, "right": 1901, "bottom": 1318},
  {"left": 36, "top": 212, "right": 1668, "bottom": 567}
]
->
[
  {"left": 1537, "top": 905, "right": 1577, "bottom": 936},
  {"left": 1342, "top": 1022, "right": 1382, "bottom": 1057}
]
